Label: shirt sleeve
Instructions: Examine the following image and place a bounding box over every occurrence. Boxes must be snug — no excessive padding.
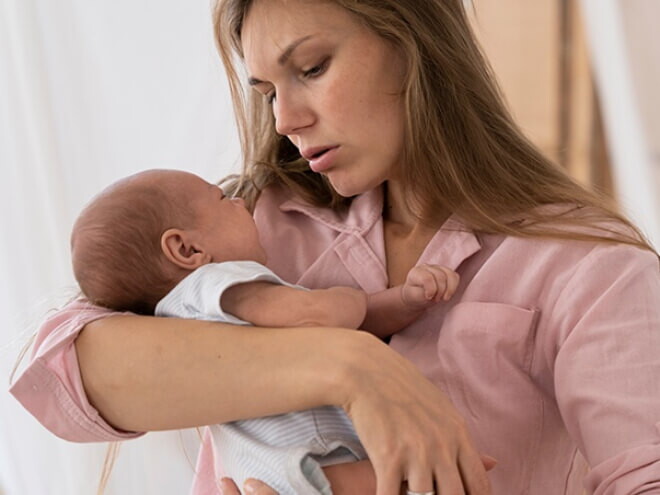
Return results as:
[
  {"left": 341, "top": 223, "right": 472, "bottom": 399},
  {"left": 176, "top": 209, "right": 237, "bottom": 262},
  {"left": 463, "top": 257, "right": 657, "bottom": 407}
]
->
[
  {"left": 155, "top": 261, "right": 304, "bottom": 324},
  {"left": 551, "top": 244, "right": 660, "bottom": 494},
  {"left": 8, "top": 298, "right": 145, "bottom": 442}
]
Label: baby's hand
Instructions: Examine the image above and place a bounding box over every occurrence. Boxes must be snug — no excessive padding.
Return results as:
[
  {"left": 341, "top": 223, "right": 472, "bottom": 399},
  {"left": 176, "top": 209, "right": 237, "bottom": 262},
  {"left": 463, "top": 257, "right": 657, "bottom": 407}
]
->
[{"left": 401, "top": 264, "right": 460, "bottom": 310}]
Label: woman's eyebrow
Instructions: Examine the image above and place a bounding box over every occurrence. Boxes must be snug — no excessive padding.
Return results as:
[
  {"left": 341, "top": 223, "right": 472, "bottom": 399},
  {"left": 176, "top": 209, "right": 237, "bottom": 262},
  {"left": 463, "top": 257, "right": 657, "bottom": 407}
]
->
[{"left": 247, "top": 35, "right": 314, "bottom": 86}]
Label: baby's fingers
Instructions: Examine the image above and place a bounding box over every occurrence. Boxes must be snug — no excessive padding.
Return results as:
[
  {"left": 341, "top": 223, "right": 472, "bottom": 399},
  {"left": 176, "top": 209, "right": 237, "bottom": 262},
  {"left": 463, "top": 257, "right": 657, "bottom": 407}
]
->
[
  {"left": 424, "top": 266, "right": 460, "bottom": 301},
  {"left": 406, "top": 265, "right": 440, "bottom": 300}
]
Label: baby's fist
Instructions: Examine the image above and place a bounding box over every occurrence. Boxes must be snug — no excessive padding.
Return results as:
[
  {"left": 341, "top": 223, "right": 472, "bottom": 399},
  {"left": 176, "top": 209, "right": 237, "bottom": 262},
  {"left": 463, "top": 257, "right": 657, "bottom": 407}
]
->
[{"left": 401, "top": 264, "right": 459, "bottom": 310}]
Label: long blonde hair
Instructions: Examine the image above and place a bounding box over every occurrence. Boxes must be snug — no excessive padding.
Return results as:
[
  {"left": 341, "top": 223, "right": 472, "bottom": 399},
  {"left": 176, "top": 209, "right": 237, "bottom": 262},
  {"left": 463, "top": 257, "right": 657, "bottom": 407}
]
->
[{"left": 214, "top": 0, "right": 655, "bottom": 253}]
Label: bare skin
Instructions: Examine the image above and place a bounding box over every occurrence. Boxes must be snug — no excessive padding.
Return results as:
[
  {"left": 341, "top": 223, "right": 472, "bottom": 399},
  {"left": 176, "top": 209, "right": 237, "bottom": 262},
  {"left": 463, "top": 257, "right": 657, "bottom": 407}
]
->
[
  {"left": 77, "top": 312, "right": 489, "bottom": 495},
  {"left": 76, "top": 0, "right": 493, "bottom": 492},
  {"left": 219, "top": 458, "right": 498, "bottom": 495}
]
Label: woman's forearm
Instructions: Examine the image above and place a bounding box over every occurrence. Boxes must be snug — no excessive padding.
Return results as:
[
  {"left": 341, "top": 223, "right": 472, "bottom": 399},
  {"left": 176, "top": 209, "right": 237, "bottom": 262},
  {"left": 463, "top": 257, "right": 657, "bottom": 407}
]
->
[
  {"left": 76, "top": 315, "right": 491, "bottom": 495},
  {"left": 75, "top": 315, "right": 366, "bottom": 432}
]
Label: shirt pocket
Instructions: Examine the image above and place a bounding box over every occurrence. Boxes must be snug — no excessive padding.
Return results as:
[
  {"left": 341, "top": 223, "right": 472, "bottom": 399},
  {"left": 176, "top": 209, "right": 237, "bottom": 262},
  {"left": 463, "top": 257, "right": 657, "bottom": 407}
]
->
[
  {"left": 435, "top": 302, "right": 542, "bottom": 492},
  {"left": 438, "top": 302, "right": 540, "bottom": 374}
]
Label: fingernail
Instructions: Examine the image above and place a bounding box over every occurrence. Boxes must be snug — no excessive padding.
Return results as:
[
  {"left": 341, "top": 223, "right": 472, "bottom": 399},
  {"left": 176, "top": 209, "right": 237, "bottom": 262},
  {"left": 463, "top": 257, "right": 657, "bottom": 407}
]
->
[{"left": 244, "top": 480, "right": 258, "bottom": 494}]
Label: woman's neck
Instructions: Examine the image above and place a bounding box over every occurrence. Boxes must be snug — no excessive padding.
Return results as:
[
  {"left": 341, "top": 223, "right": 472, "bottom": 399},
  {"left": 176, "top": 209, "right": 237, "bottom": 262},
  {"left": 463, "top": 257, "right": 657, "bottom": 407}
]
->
[
  {"left": 382, "top": 180, "right": 445, "bottom": 286},
  {"left": 383, "top": 180, "right": 448, "bottom": 234}
]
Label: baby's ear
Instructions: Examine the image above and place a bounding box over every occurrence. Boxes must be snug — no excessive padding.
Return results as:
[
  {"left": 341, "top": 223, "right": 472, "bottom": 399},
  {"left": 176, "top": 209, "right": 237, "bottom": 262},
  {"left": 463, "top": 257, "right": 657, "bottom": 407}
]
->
[{"left": 161, "top": 228, "right": 211, "bottom": 270}]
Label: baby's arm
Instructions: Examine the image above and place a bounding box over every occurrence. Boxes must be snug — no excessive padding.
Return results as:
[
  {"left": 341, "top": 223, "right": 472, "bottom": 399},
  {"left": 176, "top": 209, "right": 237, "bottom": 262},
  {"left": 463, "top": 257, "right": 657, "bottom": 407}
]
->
[
  {"left": 361, "top": 264, "right": 459, "bottom": 339},
  {"left": 222, "top": 282, "right": 368, "bottom": 329}
]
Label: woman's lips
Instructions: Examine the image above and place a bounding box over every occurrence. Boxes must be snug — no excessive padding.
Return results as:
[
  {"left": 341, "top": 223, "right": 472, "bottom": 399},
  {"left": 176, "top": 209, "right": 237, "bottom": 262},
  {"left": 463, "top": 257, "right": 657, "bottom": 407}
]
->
[{"left": 307, "top": 146, "right": 339, "bottom": 173}]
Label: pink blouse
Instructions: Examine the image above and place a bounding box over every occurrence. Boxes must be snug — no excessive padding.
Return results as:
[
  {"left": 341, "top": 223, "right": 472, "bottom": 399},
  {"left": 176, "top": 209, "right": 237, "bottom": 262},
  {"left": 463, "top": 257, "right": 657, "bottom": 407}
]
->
[{"left": 10, "top": 184, "right": 660, "bottom": 494}]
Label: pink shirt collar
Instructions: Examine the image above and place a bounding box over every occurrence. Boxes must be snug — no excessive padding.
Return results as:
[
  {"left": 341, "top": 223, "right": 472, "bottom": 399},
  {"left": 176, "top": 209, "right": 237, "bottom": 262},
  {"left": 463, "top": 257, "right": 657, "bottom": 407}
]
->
[
  {"left": 279, "top": 187, "right": 383, "bottom": 235},
  {"left": 279, "top": 185, "right": 482, "bottom": 273}
]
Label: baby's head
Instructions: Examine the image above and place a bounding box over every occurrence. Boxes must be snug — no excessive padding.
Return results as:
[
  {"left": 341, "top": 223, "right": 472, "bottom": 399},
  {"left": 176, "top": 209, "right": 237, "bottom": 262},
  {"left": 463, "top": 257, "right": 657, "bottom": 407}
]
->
[{"left": 71, "top": 169, "right": 265, "bottom": 314}]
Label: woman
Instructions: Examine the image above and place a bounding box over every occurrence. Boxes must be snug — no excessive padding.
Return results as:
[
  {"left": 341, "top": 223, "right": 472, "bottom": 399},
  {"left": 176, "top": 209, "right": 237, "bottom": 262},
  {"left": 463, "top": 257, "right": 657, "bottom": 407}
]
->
[{"left": 11, "top": 0, "right": 660, "bottom": 494}]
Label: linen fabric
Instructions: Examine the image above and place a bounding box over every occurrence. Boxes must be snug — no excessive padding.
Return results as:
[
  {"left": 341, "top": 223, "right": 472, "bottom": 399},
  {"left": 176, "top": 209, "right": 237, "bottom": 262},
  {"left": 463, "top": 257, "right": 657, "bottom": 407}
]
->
[{"left": 10, "top": 184, "right": 660, "bottom": 494}]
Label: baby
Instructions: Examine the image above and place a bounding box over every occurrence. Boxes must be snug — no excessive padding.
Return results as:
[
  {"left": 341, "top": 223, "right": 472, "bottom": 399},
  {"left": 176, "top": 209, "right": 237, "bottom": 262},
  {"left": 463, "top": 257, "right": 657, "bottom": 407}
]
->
[{"left": 71, "top": 169, "right": 459, "bottom": 494}]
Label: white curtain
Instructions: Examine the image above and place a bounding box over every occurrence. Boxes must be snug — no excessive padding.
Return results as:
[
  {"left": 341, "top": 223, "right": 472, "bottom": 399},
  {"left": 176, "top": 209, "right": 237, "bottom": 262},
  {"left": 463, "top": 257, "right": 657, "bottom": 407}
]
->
[
  {"left": 580, "top": 0, "right": 660, "bottom": 247},
  {"left": 1, "top": 0, "right": 240, "bottom": 494}
]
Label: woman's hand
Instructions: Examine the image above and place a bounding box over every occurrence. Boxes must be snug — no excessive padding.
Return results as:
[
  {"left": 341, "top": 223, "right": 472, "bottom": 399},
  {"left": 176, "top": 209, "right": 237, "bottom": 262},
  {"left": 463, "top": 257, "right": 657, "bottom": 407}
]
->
[
  {"left": 219, "top": 457, "right": 495, "bottom": 495},
  {"left": 219, "top": 478, "right": 277, "bottom": 495},
  {"left": 341, "top": 333, "right": 492, "bottom": 495},
  {"left": 218, "top": 460, "right": 377, "bottom": 495}
]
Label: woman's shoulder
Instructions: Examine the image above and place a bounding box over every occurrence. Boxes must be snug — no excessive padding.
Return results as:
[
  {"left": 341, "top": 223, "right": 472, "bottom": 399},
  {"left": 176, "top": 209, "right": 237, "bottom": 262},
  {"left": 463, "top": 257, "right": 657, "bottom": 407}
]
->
[
  {"left": 495, "top": 203, "right": 655, "bottom": 258},
  {"left": 469, "top": 207, "right": 658, "bottom": 300},
  {"left": 494, "top": 216, "right": 657, "bottom": 270}
]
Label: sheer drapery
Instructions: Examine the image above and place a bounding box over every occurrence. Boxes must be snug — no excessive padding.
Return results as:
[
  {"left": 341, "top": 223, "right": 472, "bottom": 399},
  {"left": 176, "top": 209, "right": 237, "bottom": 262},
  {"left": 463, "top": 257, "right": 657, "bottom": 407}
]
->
[
  {"left": 1, "top": 1, "right": 239, "bottom": 493},
  {"left": 580, "top": 0, "right": 660, "bottom": 247}
]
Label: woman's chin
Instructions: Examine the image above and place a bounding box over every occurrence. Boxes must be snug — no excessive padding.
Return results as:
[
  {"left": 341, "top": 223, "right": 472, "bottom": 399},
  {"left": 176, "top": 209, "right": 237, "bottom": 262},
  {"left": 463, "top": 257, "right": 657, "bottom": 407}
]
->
[
  {"left": 327, "top": 177, "right": 368, "bottom": 198},
  {"left": 330, "top": 180, "right": 381, "bottom": 199}
]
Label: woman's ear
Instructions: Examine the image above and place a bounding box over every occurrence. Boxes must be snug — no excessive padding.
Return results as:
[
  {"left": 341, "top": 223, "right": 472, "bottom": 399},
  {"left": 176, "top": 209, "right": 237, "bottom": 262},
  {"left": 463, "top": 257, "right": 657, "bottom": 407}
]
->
[{"left": 161, "top": 228, "right": 211, "bottom": 270}]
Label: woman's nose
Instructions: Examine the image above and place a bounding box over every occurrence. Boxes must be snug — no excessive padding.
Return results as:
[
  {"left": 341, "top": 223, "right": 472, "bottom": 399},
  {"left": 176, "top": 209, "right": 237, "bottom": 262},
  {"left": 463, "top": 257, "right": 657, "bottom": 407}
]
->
[{"left": 273, "top": 92, "right": 314, "bottom": 136}]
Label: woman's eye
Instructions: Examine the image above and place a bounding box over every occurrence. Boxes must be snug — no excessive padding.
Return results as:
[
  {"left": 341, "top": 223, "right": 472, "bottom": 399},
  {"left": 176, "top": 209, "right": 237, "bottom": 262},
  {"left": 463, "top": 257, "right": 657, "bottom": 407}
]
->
[{"left": 302, "top": 58, "right": 329, "bottom": 79}]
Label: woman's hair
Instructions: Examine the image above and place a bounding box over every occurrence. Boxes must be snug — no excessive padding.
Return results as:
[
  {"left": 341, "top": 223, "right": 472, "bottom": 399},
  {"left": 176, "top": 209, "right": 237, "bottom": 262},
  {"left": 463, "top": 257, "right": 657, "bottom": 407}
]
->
[{"left": 213, "top": 0, "right": 655, "bottom": 253}]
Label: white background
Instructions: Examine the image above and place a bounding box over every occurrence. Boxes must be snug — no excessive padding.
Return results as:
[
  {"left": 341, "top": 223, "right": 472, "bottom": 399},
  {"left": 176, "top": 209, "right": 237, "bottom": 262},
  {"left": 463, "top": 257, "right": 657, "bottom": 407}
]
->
[
  {"left": 1, "top": 1, "right": 239, "bottom": 494},
  {"left": 1, "top": 0, "right": 658, "bottom": 494}
]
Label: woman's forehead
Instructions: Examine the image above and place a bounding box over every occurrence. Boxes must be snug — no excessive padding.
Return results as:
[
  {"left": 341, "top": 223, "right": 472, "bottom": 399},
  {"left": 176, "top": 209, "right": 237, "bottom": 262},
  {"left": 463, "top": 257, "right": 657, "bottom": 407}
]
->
[{"left": 241, "top": 0, "right": 359, "bottom": 67}]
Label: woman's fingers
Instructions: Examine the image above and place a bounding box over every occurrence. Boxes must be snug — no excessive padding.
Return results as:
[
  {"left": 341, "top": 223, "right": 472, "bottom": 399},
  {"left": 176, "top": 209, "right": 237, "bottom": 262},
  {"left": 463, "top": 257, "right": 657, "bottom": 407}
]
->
[
  {"left": 405, "top": 462, "right": 436, "bottom": 495},
  {"left": 458, "top": 448, "right": 493, "bottom": 495},
  {"left": 243, "top": 479, "right": 279, "bottom": 495},
  {"left": 373, "top": 462, "right": 401, "bottom": 495},
  {"left": 431, "top": 466, "right": 464, "bottom": 495},
  {"left": 218, "top": 478, "right": 279, "bottom": 495},
  {"left": 219, "top": 478, "right": 241, "bottom": 495}
]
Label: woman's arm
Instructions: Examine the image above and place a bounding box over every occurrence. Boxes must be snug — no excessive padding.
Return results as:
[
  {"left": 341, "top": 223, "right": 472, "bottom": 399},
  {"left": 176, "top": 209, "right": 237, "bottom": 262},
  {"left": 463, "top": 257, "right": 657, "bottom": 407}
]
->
[
  {"left": 76, "top": 315, "right": 491, "bottom": 495},
  {"left": 75, "top": 314, "right": 363, "bottom": 431}
]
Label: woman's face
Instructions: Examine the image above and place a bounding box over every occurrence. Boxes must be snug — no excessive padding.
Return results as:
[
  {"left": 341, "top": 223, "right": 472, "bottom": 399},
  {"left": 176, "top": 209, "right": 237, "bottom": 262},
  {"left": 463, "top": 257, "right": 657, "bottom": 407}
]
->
[{"left": 241, "top": 0, "right": 407, "bottom": 197}]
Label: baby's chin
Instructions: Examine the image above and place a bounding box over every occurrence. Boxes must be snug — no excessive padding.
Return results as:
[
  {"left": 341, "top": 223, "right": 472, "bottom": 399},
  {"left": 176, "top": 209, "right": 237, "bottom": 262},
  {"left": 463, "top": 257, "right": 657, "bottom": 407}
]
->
[{"left": 254, "top": 247, "right": 268, "bottom": 266}]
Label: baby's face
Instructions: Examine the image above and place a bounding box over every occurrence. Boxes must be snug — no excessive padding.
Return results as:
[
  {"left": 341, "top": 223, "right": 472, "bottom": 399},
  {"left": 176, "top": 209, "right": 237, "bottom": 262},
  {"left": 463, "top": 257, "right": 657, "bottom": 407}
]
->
[{"left": 183, "top": 174, "right": 267, "bottom": 265}]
